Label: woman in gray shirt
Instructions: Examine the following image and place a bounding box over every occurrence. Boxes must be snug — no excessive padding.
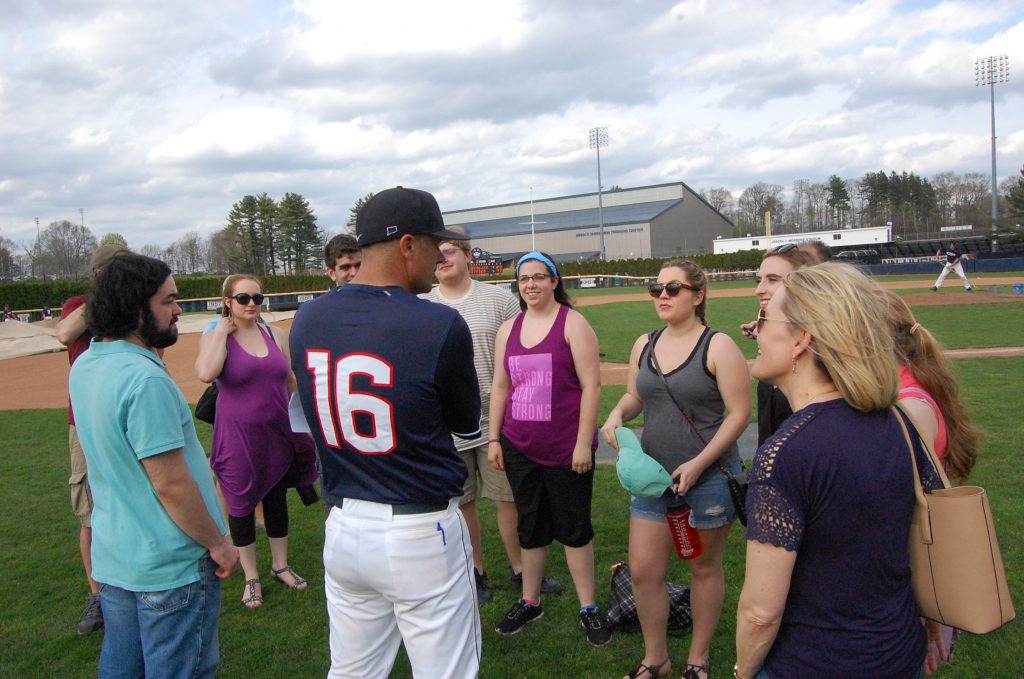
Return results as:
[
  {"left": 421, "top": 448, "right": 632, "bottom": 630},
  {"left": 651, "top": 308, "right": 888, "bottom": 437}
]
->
[{"left": 601, "top": 260, "right": 751, "bottom": 679}]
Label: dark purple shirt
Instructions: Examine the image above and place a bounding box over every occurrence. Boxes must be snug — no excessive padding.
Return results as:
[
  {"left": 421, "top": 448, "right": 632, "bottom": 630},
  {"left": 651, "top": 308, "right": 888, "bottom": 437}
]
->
[
  {"left": 502, "top": 305, "right": 595, "bottom": 465},
  {"left": 747, "top": 400, "right": 926, "bottom": 679}
]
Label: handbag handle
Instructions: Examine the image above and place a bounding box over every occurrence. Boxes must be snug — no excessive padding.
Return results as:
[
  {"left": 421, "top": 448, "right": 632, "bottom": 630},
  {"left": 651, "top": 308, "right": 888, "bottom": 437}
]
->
[
  {"left": 891, "top": 402, "right": 951, "bottom": 546},
  {"left": 647, "top": 330, "right": 737, "bottom": 482}
]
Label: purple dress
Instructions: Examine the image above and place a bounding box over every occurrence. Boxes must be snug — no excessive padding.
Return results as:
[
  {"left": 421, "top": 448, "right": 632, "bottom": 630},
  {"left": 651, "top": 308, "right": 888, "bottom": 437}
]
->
[{"left": 210, "top": 324, "right": 318, "bottom": 516}]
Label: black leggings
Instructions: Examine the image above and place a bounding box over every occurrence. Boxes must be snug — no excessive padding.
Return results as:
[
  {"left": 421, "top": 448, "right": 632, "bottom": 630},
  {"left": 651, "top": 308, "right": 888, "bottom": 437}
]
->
[{"left": 228, "top": 478, "right": 289, "bottom": 547}]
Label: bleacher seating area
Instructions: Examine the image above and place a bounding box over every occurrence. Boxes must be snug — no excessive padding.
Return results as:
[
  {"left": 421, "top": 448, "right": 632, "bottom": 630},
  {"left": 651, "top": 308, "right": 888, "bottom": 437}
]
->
[{"left": 835, "top": 234, "right": 1024, "bottom": 261}]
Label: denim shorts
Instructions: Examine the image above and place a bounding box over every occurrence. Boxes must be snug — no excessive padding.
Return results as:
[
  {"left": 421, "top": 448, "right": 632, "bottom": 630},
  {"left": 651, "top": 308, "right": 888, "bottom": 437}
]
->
[{"left": 630, "top": 459, "right": 742, "bottom": 530}]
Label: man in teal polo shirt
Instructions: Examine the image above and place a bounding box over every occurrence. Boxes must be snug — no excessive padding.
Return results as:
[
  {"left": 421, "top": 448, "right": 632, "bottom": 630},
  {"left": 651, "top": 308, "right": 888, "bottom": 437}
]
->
[{"left": 70, "top": 254, "right": 239, "bottom": 679}]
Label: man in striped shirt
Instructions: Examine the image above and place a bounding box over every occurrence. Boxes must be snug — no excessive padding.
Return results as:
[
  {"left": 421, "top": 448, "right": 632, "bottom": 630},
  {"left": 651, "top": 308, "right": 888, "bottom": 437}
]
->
[{"left": 423, "top": 227, "right": 563, "bottom": 603}]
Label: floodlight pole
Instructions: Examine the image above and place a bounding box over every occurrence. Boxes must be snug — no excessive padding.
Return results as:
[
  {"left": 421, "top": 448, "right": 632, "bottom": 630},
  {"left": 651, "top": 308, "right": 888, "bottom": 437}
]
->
[
  {"left": 975, "top": 55, "right": 1009, "bottom": 234},
  {"left": 589, "top": 126, "right": 609, "bottom": 260}
]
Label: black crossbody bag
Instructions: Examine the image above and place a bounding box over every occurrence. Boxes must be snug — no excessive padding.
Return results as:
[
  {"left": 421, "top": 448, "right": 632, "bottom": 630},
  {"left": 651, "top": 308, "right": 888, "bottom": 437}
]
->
[{"left": 648, "top": 330, "right": 749, "bottom": 526}]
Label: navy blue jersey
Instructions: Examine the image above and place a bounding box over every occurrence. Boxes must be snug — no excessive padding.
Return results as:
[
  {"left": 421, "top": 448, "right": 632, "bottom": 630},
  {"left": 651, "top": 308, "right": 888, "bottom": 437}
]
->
[
  {"left": 290, "top": 283, "right": 482, "bottom": 504},
  {"left": 940, "top": 245, "right": 960, "bottom": 264}
]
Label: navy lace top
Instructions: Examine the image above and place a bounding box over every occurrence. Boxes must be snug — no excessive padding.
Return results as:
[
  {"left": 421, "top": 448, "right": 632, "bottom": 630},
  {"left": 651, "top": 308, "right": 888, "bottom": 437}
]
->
[{"left": 747, "top": 399, "right": 931, "bottom": 679}]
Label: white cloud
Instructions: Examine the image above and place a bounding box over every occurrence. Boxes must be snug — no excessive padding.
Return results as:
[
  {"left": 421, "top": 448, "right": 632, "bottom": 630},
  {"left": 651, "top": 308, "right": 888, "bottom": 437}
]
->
[{"left": 1, "top": 0, "right": 1022, "bottom": 247}]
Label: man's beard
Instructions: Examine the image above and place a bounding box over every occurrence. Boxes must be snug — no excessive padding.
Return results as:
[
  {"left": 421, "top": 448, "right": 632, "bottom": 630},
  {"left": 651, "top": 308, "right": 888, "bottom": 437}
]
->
[{"left": 139, "top": 308, "right": 178, "bottom": 349}]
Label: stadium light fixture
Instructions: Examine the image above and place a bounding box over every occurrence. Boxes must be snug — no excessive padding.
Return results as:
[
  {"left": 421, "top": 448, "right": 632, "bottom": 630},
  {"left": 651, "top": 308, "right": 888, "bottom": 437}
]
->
[
  {"left": 589, "top": 126, "right": 609, "bottom": 260},
  {"left": 975, "top": 55, "right": 1009, "bottom": 234}
]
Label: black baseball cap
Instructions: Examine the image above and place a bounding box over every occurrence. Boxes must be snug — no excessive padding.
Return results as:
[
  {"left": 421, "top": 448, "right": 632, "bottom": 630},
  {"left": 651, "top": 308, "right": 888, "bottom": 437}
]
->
[{"left": 355, "top": 186, "right": 469, "bottom": 247}]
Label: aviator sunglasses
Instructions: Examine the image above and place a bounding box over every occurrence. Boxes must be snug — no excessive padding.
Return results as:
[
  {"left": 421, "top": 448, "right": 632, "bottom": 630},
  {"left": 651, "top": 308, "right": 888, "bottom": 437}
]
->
[
  {"left": 231, "top": 293, "right": 265, "bottom": 306},
  {"left": 647, "top": 281, "right": 694, "bottom": 298}
]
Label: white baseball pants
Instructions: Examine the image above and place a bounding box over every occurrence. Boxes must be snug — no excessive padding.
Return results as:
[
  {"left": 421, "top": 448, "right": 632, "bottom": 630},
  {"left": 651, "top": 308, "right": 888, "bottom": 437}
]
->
[
  {"left": 934, "top": 262, "right": 971, "bottom": 289},
  {"left": 324, "top": 498, "right": 481, "bottom": 679}
]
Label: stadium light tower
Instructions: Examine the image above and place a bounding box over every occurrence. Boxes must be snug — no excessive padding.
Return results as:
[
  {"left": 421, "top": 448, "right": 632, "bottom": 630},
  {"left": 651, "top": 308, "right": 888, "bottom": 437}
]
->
[
  {"left": 589, "top": 126, "right": 609, "bottom": 260},
  {"left": 975, "top": 55, "right": 1009, "bottom": 234}
]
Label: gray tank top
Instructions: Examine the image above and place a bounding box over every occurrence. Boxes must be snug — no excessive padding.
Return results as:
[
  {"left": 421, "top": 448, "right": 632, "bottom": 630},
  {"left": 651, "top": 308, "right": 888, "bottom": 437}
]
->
[{"left": 636, "top": 326, "right": 740, "bottom": 485}]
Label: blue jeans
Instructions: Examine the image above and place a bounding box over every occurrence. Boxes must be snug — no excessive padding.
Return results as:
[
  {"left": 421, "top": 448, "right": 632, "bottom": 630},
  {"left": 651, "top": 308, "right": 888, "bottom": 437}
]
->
[
  {"left": 631, "top": 459, "right": 742, "bottom": 529},
  {"left": 98, "top": 557, "right": 221, "bottom": 679}
]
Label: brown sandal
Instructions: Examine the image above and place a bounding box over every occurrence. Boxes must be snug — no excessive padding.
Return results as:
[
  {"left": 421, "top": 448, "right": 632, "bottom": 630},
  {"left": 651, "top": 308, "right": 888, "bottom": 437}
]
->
[
  {"left": 624, "top": 658, "right": 670, "bottom": 679},
  {"left": 681, "top": 659, "right": 709, "bottom": 679}
]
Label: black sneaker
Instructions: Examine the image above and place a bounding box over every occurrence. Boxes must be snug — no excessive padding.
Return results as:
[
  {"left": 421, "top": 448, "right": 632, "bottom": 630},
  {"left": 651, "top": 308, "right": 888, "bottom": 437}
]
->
[
  {"left": 495, "top": 600, "right": 543, "bottom": 635},
  {"left": 967, "top": 286, "right": 974, "bottom": 292},
  {"left": 475, "top": 569, "right": 492, "bottom": 604},
  {"left": 579, "top": 607, "right": 612, "bottom": 646},
  {"left": 508, "top": 568, "right": 564, "bottom": 595},
  {"left": 931, "top": 286, "right": 938, "bottom": 292},
  {"left": 77, "top": 592, "right": 103, "bottom": 635}
]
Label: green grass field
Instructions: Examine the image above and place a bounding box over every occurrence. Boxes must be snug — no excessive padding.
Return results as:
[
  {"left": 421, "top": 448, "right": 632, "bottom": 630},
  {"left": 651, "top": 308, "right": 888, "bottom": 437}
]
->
[{"left": 1, "top": 293, "right": 1022, "bottom": 677}]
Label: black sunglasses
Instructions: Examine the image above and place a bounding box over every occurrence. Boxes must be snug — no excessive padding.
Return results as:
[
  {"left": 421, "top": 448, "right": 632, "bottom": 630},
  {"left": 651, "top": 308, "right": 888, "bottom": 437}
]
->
[
  {"left": 231, "top": 293, "right": 265, "bottom": 306},
  {"left": 768, "top": 242, "right": 799, "bottom": 254},
  {"left": 648, "top": 281, "right": 694, "bottom": 298}
]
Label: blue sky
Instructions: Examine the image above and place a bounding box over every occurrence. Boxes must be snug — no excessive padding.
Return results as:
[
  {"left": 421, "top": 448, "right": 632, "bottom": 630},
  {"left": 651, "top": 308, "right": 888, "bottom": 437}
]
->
[{"left": 1, "top": 0, "right": 1021, "bottom": 249}]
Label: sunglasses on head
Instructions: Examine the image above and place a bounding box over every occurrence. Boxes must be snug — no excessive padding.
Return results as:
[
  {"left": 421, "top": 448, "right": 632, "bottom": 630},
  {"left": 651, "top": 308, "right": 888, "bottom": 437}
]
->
[
  {"left": 231, "top": 293, "right": 265, "bottom": 306},
  {"left": 768, "top": 243, "right": 799, "bottom": 255},
  {"left": 648, "top": 281, "right": 694, "bottom": 298}
]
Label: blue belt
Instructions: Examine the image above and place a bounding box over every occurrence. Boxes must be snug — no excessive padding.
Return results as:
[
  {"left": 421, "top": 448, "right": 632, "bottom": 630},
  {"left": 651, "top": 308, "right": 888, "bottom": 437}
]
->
[{"left": 329, "top": 496, "right": 448, "bottom": 515}]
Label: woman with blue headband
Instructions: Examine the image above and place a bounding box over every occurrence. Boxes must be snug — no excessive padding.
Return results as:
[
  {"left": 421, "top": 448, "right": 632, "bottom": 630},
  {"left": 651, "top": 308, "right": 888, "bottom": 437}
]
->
[{"left": 488, "top": 251, "right": 611, "bottom": 646}]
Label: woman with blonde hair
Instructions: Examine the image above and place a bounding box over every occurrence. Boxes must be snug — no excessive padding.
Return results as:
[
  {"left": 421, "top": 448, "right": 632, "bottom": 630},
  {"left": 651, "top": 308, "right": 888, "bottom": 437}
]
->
[
  {"left": 195, "top": 274, "right": 318, "bottom": 608},
  {"left": 602, "top": 259, "right": 750, "bottom": 679},
  {"left": 735, "top": 263, "right": 928, "bottom": 679}
]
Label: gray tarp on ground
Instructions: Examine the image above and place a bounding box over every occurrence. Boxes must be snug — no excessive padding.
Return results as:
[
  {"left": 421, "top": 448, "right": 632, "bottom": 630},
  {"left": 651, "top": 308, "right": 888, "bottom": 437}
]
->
[{"left": 0, "top": 312, "right": 298, "bottom": 361}]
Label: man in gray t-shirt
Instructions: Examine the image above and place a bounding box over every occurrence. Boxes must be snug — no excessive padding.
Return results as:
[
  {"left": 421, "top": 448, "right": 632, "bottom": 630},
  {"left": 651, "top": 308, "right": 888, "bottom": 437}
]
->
[{"left": 423, "top": 228, "right": 562, "bottom": 602}]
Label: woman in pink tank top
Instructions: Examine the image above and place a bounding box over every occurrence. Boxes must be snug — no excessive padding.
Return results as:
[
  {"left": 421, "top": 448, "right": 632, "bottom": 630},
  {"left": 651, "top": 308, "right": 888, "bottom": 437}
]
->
[
  {"left": 882, "top": 289, "right": 982, "bottom": 675},
  {"left": 488, "top": 252, "right": 610, "bottom": 646}
]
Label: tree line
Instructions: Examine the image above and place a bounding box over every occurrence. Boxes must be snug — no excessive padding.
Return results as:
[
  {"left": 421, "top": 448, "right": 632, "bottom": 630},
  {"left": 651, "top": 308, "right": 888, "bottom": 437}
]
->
[
  {"left": 3, "top": 171, "right": 1023, "bottom": 283},
  {"left": 701, "top": 168, "right": 1024, "bottom": 239}
]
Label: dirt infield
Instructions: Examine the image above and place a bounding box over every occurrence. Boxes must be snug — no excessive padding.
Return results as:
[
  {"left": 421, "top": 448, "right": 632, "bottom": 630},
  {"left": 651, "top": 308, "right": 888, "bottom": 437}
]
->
[{"left": 2, "top": 277, "right": 1021, "bottom": 410}]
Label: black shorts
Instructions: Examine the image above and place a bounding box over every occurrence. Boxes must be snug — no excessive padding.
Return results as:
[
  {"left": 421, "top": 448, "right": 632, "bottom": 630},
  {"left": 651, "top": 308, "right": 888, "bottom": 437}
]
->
[{"left": 500, "top": 435, "right": 595, "bottom": 549}]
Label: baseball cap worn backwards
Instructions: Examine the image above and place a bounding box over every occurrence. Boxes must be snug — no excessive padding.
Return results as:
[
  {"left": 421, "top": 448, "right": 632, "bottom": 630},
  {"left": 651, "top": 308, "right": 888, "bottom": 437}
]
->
[
  {"left": 355, "top": 186, "right": 470, "bottom": 247},
  {"left": 615, "top": 427, "right": 673, "bottom": 498}
]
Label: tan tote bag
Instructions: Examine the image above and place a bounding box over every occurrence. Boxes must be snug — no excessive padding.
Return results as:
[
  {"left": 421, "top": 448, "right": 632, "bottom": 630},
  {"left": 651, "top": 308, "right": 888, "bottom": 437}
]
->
[{"left": 893, "top": 404, "right": 1015, "bottom": 634}]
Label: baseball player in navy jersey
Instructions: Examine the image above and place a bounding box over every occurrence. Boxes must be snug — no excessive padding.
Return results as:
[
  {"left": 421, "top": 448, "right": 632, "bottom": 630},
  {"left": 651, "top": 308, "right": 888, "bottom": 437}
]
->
[
  {"left": 290, "top": 187, "right": 483, "bottom": 679},
  {"left": 932, "top": 241, "right": 973, "bottom": 292}
]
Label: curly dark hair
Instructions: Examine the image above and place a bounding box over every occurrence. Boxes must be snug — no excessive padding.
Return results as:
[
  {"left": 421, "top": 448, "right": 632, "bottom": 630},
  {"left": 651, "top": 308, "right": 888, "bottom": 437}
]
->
[{"left": 87, "top": 254, "right": 172, "bottom": 339}]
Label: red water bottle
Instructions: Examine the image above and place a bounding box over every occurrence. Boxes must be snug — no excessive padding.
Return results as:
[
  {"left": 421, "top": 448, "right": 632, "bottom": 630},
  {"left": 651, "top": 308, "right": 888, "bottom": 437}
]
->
[{"left": 666, "top": 504, "right": 703, "bottom": 560}]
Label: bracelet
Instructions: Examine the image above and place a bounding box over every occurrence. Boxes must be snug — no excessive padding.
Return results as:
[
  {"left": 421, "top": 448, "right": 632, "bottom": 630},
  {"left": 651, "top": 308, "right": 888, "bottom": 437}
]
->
[
  {"left": 487, "top": 438, "right": 500, "bottom": 444},
  {"left": 733, "top": 666, "right": 746, "bottom": 679}
]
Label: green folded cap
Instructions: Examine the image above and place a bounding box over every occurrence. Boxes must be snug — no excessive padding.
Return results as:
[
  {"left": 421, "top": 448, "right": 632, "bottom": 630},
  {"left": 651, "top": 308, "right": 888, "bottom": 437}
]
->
[{"left": 614, "top": 427, "right": 673, "bottom": 498}]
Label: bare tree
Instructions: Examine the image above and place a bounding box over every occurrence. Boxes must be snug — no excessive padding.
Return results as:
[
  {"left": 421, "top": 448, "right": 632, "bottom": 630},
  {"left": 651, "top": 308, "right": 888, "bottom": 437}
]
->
[
  {"left": 40, "top": 220, "right": 97, "bottom": 279},
  {"left": 173, "top": 231, "right": 205, "bottom": 273},
  {"left": 138, "top": 244, "right": 166, "bottom": 260},
  {"left": 699, "top": 187, "right": 734, "bottom": 218}
]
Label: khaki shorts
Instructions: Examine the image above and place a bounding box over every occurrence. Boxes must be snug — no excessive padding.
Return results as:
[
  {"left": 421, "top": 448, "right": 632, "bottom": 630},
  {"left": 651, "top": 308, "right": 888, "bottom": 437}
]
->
[
  {"left": 458, "top": 444, "right": 514, "bottom": 506},
  {"left": 68, "top": 425, "right": 94, "bottom": 527}
]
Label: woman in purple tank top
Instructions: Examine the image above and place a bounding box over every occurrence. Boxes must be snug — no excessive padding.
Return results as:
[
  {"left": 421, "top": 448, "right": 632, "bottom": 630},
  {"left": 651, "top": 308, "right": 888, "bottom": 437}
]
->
[
  {"left": 487, "top": 252, "right": 611, "bottom": 646},
  {"left": 195, "top": 275, "right": 318, "bottom": 609}
]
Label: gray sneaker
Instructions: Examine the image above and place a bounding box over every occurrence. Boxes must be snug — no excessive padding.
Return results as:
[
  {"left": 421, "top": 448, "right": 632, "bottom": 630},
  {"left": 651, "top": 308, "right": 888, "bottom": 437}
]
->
[
  {"left": 508, "top": 568, "right": 564, "bottom": 595},
  {"left": 77, "top": 592, "right": 103, "bottom": 636},
  {"left": 474, "top": 569, "right": 492, "bottom": 604}
]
